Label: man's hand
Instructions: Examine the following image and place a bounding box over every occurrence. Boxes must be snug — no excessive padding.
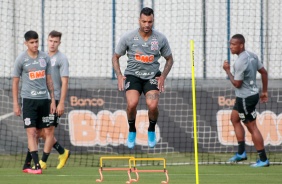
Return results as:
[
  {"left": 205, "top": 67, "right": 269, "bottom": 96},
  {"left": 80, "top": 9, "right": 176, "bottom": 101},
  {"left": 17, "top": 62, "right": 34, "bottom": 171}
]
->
[
  {"left": 56, "top": 102, "right": 65, "bottom": 116},
  {"left": 50, "top": 100, "right": 56, "bottom": 114},
  {"left": 260, "top": 92, "right": 268, "bottom": 103},
  {"left": 223, "top": 60, "right": 230, "bottom": 72},
  {"left": 156, "top": 75, "right": 165, "bottom": 93},
  {"left": 117, "top": 75, "right": 126, "bottom": 91},
  {"left": 13, "top": 104, "right": 21, "bottom": 116}
]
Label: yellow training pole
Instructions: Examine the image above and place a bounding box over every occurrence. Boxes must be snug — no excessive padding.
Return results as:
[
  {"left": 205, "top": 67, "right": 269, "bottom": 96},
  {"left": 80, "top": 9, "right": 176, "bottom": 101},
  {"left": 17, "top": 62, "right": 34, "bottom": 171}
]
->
[{"left": 190, "top": 40, "right": 199, "bottom": 184}]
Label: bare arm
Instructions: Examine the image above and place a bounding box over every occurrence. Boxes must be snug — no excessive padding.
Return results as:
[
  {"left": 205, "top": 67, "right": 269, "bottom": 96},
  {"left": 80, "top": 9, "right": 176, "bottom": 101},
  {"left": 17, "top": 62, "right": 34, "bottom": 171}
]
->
[
  {"left": 156, "top": 54, "right": 174, "bottom": 92},
  {"left": 56, "top": 77, "right": 69, "bottom": 116},
  {"left": 112, "top": 53, "right": 126, "bottom": 91},
  {"left": 46, "top": 75, "right": 56, "bottom": 113},
  {"left": 161, "top": 54, "right": 174, "bottom": 79},
  {"left": 258, "top": 67, "right": 268, "bottom": 102},
  {"left": 112, "top": 53, "right": 122, "bottom": 77},
  {"left": 223, "top": 60, "right": 243, "bottom": 88},
  {"left": 12, "top": 77, "right": 21, "bottom": 116}
]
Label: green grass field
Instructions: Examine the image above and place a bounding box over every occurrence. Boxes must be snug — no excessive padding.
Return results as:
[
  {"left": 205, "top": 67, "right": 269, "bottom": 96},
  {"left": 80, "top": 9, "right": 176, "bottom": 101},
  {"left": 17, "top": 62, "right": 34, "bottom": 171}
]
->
[
  {"left": 1, "top": 164, "right": 281, "bottom": 184},
  {"left": 1, "top": 153, "right": 281, "bottom": 184}
]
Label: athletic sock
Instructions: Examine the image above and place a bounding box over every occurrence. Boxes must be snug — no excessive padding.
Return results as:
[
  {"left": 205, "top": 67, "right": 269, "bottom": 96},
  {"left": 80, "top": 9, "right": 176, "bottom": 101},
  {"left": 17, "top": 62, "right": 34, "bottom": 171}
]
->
[
  {"left": 41, "top": 152, "right": 50, "bottom": 162},
  {"left": 23, "top": 149, "right": 32, "bottom": 168},
  {"left": 238, "top": 141, "right": 245, "bottom": 155},
  {"left": 258, "top": 149, "right": 267, "bottom": 162},
  {"left": 30, "top": 151, "right": 41, "bottom": 169},
  {"left": 128, "top": 119, "right": 136, "bottom": 132},
  {"left": 148, "top": 119, "right": 157, "bottom": 132},
  {"left": 53, "top": 141, "right": 65, "bottom": 154}
]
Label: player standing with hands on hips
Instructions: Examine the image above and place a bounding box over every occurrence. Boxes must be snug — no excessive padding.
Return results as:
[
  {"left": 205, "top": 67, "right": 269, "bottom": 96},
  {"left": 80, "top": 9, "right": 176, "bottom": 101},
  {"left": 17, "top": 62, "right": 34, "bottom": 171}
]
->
[
  {"left": 223, "top": 34, "right": 269, "bottom": 167},
  {"left": 112, "top": 7, "right": 174, "bottom": 149}
]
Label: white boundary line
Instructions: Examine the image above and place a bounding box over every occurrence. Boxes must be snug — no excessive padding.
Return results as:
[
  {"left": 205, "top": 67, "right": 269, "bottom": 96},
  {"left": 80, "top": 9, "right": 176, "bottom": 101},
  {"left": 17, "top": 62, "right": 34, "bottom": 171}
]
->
[{"left": 0, "top": 112, "right": 14, "bottom": 121}]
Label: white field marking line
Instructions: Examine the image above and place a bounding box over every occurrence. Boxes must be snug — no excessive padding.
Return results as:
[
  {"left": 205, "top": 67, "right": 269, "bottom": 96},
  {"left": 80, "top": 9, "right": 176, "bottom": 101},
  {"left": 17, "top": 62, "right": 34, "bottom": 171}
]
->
[{"left": 0, "top": 112, "right": 14, "bottom": 121}]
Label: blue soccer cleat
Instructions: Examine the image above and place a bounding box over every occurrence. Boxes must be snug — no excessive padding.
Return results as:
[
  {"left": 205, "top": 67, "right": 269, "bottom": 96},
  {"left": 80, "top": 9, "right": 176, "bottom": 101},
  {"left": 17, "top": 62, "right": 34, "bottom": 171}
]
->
[
  {"left": 127, "top": 132, "right": 136, "bottom": 149},
  {"left": 250, "top": 159, "right": 270, "bottom": 167},
  {"left": 148, "top": 131, "right": 157, "bottom": 148},
  {"left": 228, "top": 151, "right": 247, "bottom": 162}
]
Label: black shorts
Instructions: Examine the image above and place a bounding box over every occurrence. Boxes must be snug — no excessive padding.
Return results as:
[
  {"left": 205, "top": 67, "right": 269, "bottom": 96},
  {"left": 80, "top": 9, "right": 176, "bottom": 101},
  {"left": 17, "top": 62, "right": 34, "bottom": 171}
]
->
[
  {"left": 22, "top": 98, "right": 50, "bottom": 129},
  {"left": 125, "top": 72, "right": 161, "bottom": 95},
  {"left": 233, "top": 94, "right": 259, "bottom": 123},
  {"left": 49, "top": 100, "right": 60, "bottom": 127}
]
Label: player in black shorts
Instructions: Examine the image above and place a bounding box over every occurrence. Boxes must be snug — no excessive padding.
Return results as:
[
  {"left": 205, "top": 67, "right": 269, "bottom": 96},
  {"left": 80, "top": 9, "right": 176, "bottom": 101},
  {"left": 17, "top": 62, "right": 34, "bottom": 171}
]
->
[
  {"left": 13, "top": 30, "right": 56, "bottom": 174},
  {"left": 223, "top": 34, "right": 269, "bottom": 167},
  {"left": 112, "top": 7, "right": 174, "bottom": 149}
]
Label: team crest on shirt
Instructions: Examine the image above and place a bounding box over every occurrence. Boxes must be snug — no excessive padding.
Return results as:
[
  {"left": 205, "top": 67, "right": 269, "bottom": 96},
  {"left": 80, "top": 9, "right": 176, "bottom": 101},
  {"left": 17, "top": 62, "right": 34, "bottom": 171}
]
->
[
  {"left": 51, "top": 57, "right": 56, "bottom": 66},
  {"left": 151, "top": 41, "right": 159, "bottom": 51},
  {"left": 39, "top": 58, "right": 46, "bottom": 67},
  {"left": 24, "top": 118, "right": 31, "bottom": 126},
  {"left": 133, "top": 36, "right": 139, "bottom": 40}
]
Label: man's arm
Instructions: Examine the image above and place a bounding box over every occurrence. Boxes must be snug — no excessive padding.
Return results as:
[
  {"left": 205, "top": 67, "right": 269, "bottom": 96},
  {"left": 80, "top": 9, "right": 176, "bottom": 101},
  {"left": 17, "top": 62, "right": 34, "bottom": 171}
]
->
[
  {"left": 56, "top": 77, "right": 68, "bottom": 116},
  {"left": 156, "top": 54, "right": 174, "bottom": 92},
  {"left": 258, "top": 67, "right": 268, "bottom": 102},
  {"left": 112, "top": 53, "right": 126, "bottom": 91},
  {"left": 12, "top": 77, "right": 21, "bottom": 116},
  {"left": 223, "top": 60, "right": 243, "bottom": 88},
  {"left": 46, "top": 75, "right": 56, "bottom": 114}
]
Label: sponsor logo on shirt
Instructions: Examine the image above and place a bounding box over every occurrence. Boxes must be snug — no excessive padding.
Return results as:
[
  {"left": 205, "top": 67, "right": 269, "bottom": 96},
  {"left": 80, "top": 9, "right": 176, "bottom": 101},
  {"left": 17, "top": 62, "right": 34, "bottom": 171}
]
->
[
  {"left": 135, "top": 54, "right": 154, "bottom": 63},
  {"left": 135, "top": 71, "right": 154, "bottom": 76},
  {"left": 29, "top": 70, "right": 45, "bottom": 80},
  {"left": 31, "top": 90, "right": 47, "bottom": 96}
]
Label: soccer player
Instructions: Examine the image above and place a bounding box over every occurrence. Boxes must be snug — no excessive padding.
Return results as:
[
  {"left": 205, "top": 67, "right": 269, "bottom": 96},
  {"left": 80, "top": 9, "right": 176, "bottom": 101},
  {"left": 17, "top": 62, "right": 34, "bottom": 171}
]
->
[
  {"left": 13, "top": 30, "right": 56, "bottom": 174},
  {"left": 36, "top": 30, "right": 70, "bottom": 169},
  {"left": 112, "top": 7, "right": 174, "bottom": 149},
  {"left": 223, "top": 34, "right": 269, "bottom": 167}
]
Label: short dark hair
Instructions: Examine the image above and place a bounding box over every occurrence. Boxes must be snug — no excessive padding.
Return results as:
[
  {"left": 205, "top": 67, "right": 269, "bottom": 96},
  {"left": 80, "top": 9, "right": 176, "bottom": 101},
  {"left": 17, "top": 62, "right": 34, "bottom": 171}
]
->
[
  {"left": 231, "top": 34, "right": 245, "bottom": 44},
  {"left": 48, "top": 30, "right": 62, "bottom": 40},
  {"left": 140, "top": 7, "right": 154, "bottom": 17},
  {"left": 24, "top": 30, "right": 38, "bottom": 41}
]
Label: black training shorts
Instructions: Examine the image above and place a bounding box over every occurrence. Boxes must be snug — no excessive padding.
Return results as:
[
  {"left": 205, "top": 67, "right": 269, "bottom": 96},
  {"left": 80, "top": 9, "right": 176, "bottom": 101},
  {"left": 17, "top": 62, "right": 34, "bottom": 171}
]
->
[
  {"left": 233, "top": 93, "right": 259, "bottom": 123},
  {"left": 22, "top": 98, "right": 50, "bottom": 129},
  {"left": 125, "top": 72, "right": 161, "bottom": 95},
  {"left": 48, "top": 100, "right": 60, "bottom": 127}
]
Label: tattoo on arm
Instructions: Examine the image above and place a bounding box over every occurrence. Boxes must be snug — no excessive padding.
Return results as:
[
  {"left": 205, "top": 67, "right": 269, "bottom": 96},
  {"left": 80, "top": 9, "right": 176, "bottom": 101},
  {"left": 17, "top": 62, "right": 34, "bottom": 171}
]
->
[
  {"left": 146, "top": 93, "right": 160, "bottom": 100},
  {"left": 162, "top": 55, "right": 174, "bottom": 78},
  {"left": 47, "top": 76, "right": 55, "bottom": 99}
]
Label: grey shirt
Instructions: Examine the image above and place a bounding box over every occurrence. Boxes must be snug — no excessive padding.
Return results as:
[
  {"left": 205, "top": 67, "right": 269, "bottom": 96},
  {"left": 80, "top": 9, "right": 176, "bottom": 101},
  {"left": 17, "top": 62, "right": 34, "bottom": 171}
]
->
[
  {"left": 115, "top": 28, "right": 172, "bottom": 80},
  {"left": 233, "top": 50, "right": 264, "bottom": 98},
  {"left": 50, "top": 51, "right": 69, "bottom": 100},
  {"left": 13, "top": 50, "right": 51, "bottom": 99}
]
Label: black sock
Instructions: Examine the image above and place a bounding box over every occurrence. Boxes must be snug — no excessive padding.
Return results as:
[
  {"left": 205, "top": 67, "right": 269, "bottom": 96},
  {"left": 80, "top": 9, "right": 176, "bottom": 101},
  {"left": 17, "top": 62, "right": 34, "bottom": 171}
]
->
[
  {"left": 30, "top": 151, "right": 41, "bottom": 169},
  {"left": 128, "top": 119, "right": 136, "bottom": 132},
  {"left": 53, "top": 142, "right": 65, "bottom": 155},
  {"left": 258, "top": 149, "right": 267, "bottom": 162},
  {"left": 41, "top": 152, "right": 50, "bottom": 162},
  {"left": 238, "top": 141, "right": 245, "bottom": 155},
  {"left": 23, "top": 149, "right": 32, "bottom": 168},
  {"left": 148, "top": 119, "right": 157, "bottom": 132}
]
